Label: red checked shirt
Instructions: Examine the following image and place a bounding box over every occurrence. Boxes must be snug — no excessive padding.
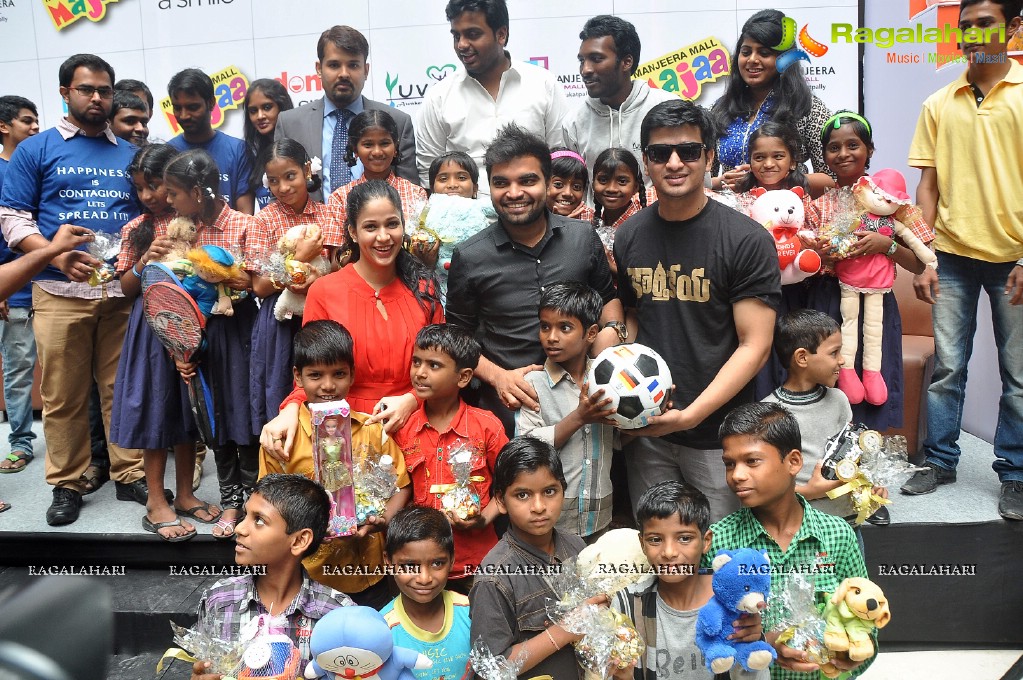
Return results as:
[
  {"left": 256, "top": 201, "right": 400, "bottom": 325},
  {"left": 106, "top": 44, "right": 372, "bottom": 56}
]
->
[
  {"left": 327, "top": 172, "right": 427, "bottom": 234},
  {"left": 395, "top": 399, "right": 507, "bottom": 579},
  {"left": 116, "top": 207, "right": 252, "bottom": 274},
  {"left": 116, "top": 212, "right": 175, "bottom": 274},
  {"left": 245, "top": 199, "right": 339, "bottom": 269}
]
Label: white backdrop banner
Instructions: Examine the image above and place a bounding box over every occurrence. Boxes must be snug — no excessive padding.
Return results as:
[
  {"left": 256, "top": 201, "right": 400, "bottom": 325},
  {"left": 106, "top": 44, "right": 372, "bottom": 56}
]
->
[{"left": 1, "top": 0, "right": 860, "bottom": 142}]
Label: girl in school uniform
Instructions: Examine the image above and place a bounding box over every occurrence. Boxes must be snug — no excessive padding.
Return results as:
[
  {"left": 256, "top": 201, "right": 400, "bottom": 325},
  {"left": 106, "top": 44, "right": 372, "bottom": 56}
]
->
[
  {"left": 112, "top": 143, "right": 220, "bottom": 543},
  {"left": 327, "top": 109, "right": 427, "bottom": 238},
  {"left": 164, "top": 149, "right": 259, "bottom": 539},
  {"left": 247, "top": 138, "right": 339, "bottom": 439}
]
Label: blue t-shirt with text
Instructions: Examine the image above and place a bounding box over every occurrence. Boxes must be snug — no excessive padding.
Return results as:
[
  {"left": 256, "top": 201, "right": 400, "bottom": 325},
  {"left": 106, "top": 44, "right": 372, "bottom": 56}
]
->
[
  {"left": 381, "top": 591, "right": 471, "bottom": 680},
  {"left": 0, "top": 129, "right": 138, "bottom": 283}
]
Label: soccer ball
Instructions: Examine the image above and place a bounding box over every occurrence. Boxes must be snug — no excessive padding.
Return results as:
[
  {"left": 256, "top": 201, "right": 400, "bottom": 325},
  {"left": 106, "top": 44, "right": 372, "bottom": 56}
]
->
[{"left": 588, "top": 344, "right": 672, "bottom": 429}]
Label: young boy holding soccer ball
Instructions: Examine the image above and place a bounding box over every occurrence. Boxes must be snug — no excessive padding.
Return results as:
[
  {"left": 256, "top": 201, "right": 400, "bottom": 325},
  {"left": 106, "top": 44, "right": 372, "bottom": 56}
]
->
[{"left": 515, "top": 282, "right": 617, "bottom": 540}]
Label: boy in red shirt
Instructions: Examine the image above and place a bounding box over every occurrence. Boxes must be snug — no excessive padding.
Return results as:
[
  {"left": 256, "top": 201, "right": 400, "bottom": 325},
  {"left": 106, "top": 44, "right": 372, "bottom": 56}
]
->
[{"left": 395, "top": 324, "right": 508, "bottom": 593}]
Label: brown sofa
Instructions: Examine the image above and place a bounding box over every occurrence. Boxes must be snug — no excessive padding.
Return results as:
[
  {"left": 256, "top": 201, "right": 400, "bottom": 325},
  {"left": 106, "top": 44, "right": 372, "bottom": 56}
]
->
[{"left": 887, "top": 272, "right": 935, "bottom": 460}]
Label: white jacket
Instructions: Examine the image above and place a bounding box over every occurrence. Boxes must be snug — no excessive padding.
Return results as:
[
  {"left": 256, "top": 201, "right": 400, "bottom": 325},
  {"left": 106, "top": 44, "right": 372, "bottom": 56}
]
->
[{"left": 562, "top": 80, "right": 677, "bottom": 182}]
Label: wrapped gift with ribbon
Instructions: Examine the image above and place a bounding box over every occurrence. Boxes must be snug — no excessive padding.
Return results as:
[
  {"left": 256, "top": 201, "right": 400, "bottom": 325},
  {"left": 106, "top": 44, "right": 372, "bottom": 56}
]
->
[
  {"left": 429, "top": 441, "right": 484, "bottom": 521},
  {"left": 405, "top": 199, "right": 442, "bottom": 254},
  {"left": 544, "top": 531, "right": 653, "bottom": 678},
  {"left": 352, "top": 440, "right": 399, "bottom": 523},
  {"left": 822, "top": 423, "right": 924, "bottom": 524},
  {"left": 770, "top": 572, "right": 831, "bottom": 666},
  {"left": 87, "top": 231, "right": 121, "bottom": 286},
  {"left": 814, "top": 186, "right": 861, "bottom": 259},
  {"left": 469, "top": 637, "right": 546, "bottom": 680},
  {"left": 158, "top": 611, "right": 301, "bottom": 680}
]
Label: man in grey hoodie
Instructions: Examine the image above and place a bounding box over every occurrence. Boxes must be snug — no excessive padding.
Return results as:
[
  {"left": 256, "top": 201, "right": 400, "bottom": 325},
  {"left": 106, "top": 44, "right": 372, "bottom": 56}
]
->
[{"left": 563, "top": 15, "right": 676, "bottom": 184}]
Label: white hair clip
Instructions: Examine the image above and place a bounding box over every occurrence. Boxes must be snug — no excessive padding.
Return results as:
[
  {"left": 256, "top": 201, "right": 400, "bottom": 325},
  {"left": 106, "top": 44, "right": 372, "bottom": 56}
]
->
[
  {"left": 309, "top": 156, "right": 322, "bottom": 175},
  {"left": 205, "top": 186, "right": 216, "bottom": 200}
]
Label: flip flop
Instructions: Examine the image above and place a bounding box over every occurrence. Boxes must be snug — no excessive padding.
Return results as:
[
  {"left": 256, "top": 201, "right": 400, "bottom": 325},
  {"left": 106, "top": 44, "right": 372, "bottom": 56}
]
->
[
  {"left": 142, "top": 516, "right": 196, "bottom": 542},
  {"left": 175, "top": 502, "right": 221, "bottom": 524},
  {"left": 0, "top": 500, "right": 10, "bottom": 513},
  {"left": 0, "top": 451, "right": 31, "bottom": 474},
  {"left": 212, "top": 515, "right": 240, "bottom": 541}
]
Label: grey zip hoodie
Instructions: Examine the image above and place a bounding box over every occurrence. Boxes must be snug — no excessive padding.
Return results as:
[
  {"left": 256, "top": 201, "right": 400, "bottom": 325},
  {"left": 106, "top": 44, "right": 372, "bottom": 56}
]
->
[{"left": 562, "top": 80, "right": 677, "bottom": 182}]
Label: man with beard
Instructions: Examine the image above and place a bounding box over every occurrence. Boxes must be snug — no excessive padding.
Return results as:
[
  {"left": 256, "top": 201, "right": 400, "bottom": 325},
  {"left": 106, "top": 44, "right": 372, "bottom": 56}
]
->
[
  {"left": 167, "top": 68, "right": 255, "bottom": 213},
  {"left": 446, "top": 124, "right": 623, "bottom": 434},
  {"left": 108, "top": 90, "right": 150, "bottom": 147},
  {"left": 415, "top": 0, "right": 567, "bottom": 194},
  {"left": 563, "top": 15, "right": 675, "bottom": 184},
  {"left": 275, "top": 25, "right": 419, "bottom": 200},
  {"left": 0, "top": 54, "right": 148, "bottom": 525}
]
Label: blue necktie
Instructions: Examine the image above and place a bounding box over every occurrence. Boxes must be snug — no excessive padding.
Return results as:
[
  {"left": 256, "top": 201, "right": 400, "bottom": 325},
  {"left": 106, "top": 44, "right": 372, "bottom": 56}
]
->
[{"left": 330, "top": 108, "right": 353, "bottom": 192}]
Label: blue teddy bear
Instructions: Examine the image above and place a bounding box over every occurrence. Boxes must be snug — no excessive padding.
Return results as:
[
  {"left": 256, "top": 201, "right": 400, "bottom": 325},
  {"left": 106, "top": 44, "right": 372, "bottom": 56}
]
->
[{"left": 695, "top": 548, "right": 777, "bottom": 674}]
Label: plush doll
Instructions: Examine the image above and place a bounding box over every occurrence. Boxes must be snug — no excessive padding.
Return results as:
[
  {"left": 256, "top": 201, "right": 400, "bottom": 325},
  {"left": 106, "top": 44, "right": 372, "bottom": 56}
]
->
[
  {"left": 748, "top": 187, "right": 822, "bottom": 285},
  {"left": 182, "top": 245, "right": 241, "bottom": 318},
  {"left": 820, "top": 577, "right": 891, "bottom": 678},
  {"left": 158, "top": 217, "right": 200, "bottom": 265},
  {"left": 576, "top": 527, "right": 654, "bottom": 592},
  {"left": 833, "top": 169, "right": 937, "bottom": 406},
  {"left": 695, "top": 548, "right": 776, "bottom": 674},
  {"left": 304, "top": 606, "right": 431, "bottom": 680},
  {"left": 273, "top": 224, "right": 331, "bottom": 321}
]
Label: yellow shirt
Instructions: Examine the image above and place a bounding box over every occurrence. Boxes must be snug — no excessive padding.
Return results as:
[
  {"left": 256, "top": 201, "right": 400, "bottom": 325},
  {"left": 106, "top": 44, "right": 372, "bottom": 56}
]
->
[
  {"left": 259, "top": 407, "right": 410, "bottom": 594},
  {"left": 908, "top": 59, "right": 1023, "bottom": 262}
]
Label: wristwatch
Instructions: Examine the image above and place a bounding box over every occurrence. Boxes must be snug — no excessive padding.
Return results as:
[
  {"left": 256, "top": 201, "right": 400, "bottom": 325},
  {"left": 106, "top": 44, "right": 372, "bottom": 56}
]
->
[
  {"left": 885, "top": 239, "right": 898, "bottom": 257},
  {"left": 603, "top": 321, "right": 628, "bottom": 343}
]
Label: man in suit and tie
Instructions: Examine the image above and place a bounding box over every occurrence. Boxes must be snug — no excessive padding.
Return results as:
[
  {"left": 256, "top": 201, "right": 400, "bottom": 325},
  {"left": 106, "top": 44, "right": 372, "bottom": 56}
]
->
[{"left": 275, "top": 25, "right": 420, "bottom": 201}]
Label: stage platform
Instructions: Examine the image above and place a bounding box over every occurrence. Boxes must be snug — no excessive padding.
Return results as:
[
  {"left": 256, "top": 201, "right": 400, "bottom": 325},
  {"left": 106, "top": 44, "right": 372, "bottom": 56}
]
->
[{"left": 1, "top": 421, "right": 1022, "bottom": 664}]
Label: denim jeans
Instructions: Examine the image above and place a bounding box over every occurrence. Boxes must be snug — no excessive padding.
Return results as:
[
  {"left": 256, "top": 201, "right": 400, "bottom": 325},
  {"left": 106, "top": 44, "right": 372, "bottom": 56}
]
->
[
  {"left": 924, "top": 252, "right": 1023, "bottom": 481},
  {"left": 0, "top": 305, "right": 38, "bottom": 456}
]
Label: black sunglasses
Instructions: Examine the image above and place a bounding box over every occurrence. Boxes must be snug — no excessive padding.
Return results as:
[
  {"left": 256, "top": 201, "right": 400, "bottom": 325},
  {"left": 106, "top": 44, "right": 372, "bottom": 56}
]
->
[{"left": 644, "top": 143, "right": 707, "bottom": 164}]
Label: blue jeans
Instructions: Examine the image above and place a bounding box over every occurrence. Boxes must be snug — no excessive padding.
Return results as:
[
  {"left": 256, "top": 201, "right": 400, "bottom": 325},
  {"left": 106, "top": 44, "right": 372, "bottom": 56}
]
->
[
  {"left": 0, "top": 305, "right": 38, "bottom": 455},
  {"left": 924, "top": 252, "right": 1023, "bottom": 481}
]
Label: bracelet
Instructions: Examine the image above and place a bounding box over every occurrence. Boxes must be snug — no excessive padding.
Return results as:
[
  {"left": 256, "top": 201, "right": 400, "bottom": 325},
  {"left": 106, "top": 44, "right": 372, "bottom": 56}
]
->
[
  {"left": 885, "top": 239, "right": 898, "bottom": 257},
  {"left": 132, "top": 262, "right": 143, "bottom": 277},
  {"left": 544, "top": 628, "right": 560, "bottom": 651}
]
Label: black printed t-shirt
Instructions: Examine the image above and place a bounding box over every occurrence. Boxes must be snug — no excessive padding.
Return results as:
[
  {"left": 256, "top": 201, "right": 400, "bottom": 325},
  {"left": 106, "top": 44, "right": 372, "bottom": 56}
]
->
[{"left": 613, "top": 198, "right": 780, "bottom": 448}]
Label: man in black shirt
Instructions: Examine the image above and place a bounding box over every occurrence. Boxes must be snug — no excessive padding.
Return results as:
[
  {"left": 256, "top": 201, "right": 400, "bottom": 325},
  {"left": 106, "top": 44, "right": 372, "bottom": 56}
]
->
[
  {"left": 613, "top": 100, "right": 780, "bottom": 521},
  {"left": 447, "top": 124, "right": 622, "bottom": 433}
]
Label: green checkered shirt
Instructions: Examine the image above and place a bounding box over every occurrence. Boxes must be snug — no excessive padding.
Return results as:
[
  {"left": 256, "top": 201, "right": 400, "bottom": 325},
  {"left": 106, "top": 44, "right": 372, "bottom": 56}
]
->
[{"left": 702, "top": 495, "right": 873, "bottom": 680}]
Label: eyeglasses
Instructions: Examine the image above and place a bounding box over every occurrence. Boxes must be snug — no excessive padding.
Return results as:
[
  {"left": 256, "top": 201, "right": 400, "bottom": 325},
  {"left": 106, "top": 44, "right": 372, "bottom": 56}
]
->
[
  {"left": 644, "top": 143, "right": 707, "bottom": 164},
  {"left": 69, "top": 86, "right": 114, "bottom": 99}
]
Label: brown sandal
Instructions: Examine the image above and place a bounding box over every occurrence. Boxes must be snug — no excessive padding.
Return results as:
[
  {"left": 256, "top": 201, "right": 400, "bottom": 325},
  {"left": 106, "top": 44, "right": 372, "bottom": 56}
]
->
[{"left": 80, "top": 464, "right": 110, "bottom": 494}]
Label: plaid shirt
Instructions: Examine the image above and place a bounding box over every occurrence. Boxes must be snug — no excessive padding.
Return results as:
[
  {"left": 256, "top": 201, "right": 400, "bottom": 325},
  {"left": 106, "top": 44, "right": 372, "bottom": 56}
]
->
[
  {"left": 115, "top": 213, "right": 175, "bottom": 274},
  {"left": 246, "top": 199, "right": 338, "bottom": 267},
  {"left": 199, "top": 205, "right": 252, "bottom": 257},
  {"left": 195, "top": 571, "right": 352, "bottom": 669},
  {"left": 702, "top": 495, "right": 872, "bottom": 680},
  {"left": 326, "top": 172, "right": 427, "bottom": 233}
]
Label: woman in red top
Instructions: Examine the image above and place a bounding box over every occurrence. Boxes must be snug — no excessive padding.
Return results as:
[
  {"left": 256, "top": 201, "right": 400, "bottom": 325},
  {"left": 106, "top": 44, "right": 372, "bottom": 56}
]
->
[{"left": 261, "top": 180, "right": 442, "bottom": 457}]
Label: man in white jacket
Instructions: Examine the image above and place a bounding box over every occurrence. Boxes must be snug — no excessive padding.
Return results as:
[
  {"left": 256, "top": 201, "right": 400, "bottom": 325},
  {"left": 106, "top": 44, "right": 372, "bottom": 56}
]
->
[{"left": 563, "top": 15, "right": 676, "bottom": 184}]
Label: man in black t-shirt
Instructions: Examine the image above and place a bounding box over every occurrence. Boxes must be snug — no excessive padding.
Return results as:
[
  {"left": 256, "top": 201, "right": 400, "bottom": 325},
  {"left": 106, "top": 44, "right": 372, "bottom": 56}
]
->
[{"left": 613, "top": 100, "right": 780, "bottom": 521}]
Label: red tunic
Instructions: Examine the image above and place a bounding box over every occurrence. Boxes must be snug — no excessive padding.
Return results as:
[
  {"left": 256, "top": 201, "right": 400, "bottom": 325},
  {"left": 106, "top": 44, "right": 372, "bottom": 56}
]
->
[{"left": 281, "top": 265, "right": 443, "bottom": 413}]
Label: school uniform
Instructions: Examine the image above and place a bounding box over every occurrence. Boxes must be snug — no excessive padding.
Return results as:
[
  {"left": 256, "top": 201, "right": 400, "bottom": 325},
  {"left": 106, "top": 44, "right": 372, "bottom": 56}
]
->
[{"left": 245, "top": 198, "right": 335, "bottom": 436}]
